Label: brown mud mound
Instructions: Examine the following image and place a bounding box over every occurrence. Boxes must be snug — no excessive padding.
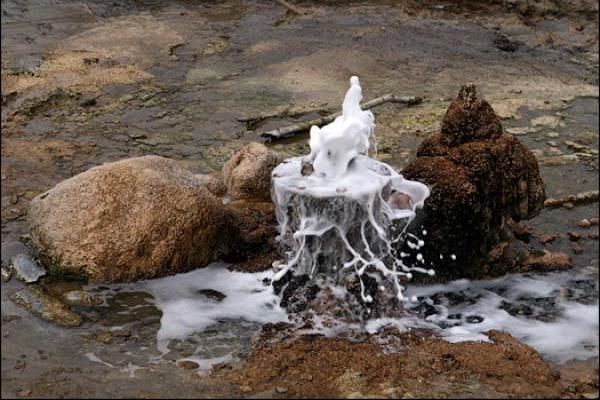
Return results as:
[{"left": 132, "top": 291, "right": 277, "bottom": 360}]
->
[
  {"left": 225, "top": 327, "right": 562, "bottom": 398},
  {"left": 403, "top": 84, "right": 548, "bottom": 280}
]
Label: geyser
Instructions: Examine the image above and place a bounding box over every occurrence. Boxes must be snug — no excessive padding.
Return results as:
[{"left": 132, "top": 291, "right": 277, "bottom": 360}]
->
[{"left": 271, "top": 76, "right": 432, "bottom": 304}]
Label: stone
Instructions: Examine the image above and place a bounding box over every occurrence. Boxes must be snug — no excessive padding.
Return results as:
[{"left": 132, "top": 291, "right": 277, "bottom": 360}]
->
[
  {"left": 562, "top": 202, "right": 574, "bottom": 209},
  {"left": 9, "top": 254, "right": 46, "bottom": 283},
  {"left": 531, "top": 115, "right": 564, "bottom": 129},
  {"left": 177, "top": 360, "right": 200, "bottom": 370},
  {"left": 537, "top": 234, "right": 558, "bottom": 245},
  {"left": 28, "top": 156, "right": 228, "bottom": 283},
  {"left": 222, "top": 142, "right": 286, "bottom": 202},
  {"left": 62, "top": 290, "right": 103, "bottom": 307},
  {"left": 195, "top": 172, "right": 227, "bottom": 197},
  {"left": 577, "top": 219, "right": 592, "bottom": 228},
  {"left": 524, "top": 251, "right": 571, "bottom": 270},
  {"left": 546, "top": 132, "right": 560, "bottom": 138},
  {"left": 10, "top": 286, "right": 81, "bottom": 327},
  {"left": 275, "top": 387, "right": 288, "bottom": 394},
  {"left": 590, "top": 217, "right": 599, "bottom": 226},
  {"left": 402, "top": 84, "right": 545, "bottom": 280},
  {"left": 567, "top": 232, "right": 582, "bottom": 242},
  {"left": 95, "top": 331, "right": 113, "bottom": 344},
  {"left": 1, "top": 267, "right": 12, "bottom": 282}
]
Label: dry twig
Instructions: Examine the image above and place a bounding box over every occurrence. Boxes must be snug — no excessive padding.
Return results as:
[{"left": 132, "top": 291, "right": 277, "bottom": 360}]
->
[{"left": 261, "top": 94, "right": 422, "bottom": 140}]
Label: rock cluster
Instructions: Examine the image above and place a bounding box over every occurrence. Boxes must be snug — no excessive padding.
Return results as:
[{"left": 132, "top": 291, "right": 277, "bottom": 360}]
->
[
  {"left": 402, "top": 84, "right": 547, "bottom": 279},
  {"left": 28, "top": 144, "right": 284, "bottom": 283}
]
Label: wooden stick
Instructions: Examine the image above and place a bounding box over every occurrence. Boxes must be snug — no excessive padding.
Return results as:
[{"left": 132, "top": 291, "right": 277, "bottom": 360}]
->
[
  {"left": 275, "top": 0, "right": 306, "bottom": 15},
  {"left": 261, "top": 94, "right": 422, "bottom": 140}
]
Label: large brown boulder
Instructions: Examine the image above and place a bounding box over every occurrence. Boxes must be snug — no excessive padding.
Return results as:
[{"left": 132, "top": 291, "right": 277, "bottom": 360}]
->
[
  {"left": 402, "top": 84, "right": 546, "bottom": 280},
  {"left": 29, "top": 156, "right": 228, "bottom": 282},
  {"left": 222, "top": 142, "right": 286, "bottom": 202}
]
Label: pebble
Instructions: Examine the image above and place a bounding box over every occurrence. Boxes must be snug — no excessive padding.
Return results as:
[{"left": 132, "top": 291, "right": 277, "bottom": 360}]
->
[
  {"left": 547, "top": 140, "right": 559, "bottom": 147},
  {"left": 63, "top": 290, "right": 103, "bottom": 306},
  {"left": 546, "top": 131, "right": 560, "bottom": 138},
  {"left": 17, "top": 389, "right": 32, "bottom": 397},
  {"left": 567, "top": 232, "right": 582, "bottom": 241},
  {"left": 275, "top": 387, "right": 289, "bottom": 394},
  {"left": 9, "top": 286, "right": 81, "bottom": 327},
  {"left": 95, "top": 332, "right": 113, "bottom": 344},
  {"left": 1, "top": 267, "right": 12, "bottom": 282},
  {"left": 590, "top": 217, "right": 599, "bottom": 226},
  {"left": 577, "top": 219, "right": 592, "bottom": 228},
  {"left": 562, "top": 202, "right": 574, "bottom": 209},
  {"left": 545, "top": 147, "right": 563, "bottom": 156},
  {"left": 565, "top": 140, "right": 589, "bottom": 152},
  {"left": 240, "top": 385, "right": 253, "bottom": 393},
  {"left": 9, "top": 254, "right": 46, "bottom": 283},
  {"left": 538, "top": 234, "right": 557, "bottom": 244},
  {"left": 177, "top": 360, "right": 199, "bottom": 370}
]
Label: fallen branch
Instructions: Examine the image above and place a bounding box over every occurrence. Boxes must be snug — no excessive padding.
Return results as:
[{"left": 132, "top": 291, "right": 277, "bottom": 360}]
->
[
  {"left": 543, "top": 190, "right": 599, "bottom": 208},
  {"left": 261, "top": 94, "right": 422, "bottom": 140},
  {"left": 275, "top": 0, "right": 306, "bottom": 15}
]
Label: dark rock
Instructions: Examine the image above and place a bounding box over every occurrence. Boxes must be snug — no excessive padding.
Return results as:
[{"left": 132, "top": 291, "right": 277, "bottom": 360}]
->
[
  {"left": 567, "top": 232, "right": 582, "bottom": 242},
  {"left": 402, "top": 84, "right": 545, "bottom": 280},
  {"left": 493, "top": 32, "right": 520, "bottom": 52},
  {"left": 197, "top": 289, "right": 226, "bottom": 302}
]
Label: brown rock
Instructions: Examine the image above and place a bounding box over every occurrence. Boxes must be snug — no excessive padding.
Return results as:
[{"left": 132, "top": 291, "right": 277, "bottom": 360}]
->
[
  {"left": 590, "top": 217, "right": 599, "bottom": 226},
  {"left": 562, "top": 202, "right": 574, "bottom": 209},
  {"left": 177, "top": 360, "right": 199, "bottom": 370},
  {"left": 29, "top": 156, "right": 228, "bottom": 283},
  {"left": 577, "top": 219, "right": 592, "bottom": 228},
  {"left": 222, "top": 142, "right": 286, "bottom": 202},
  {"left": 195, "top": 172, "right": 227, "bottom": 197},
  {"left": 567, "top": 231, "right": 582, "bottom": 242},
  {"left": 402, "top": 84, "right": 545, "bottom": 280},
  {"left": 538, "top": 234, "right": 558, "bottom": 245},
  {"left": 524, "top": 251, "right": 571, "bottom": 270},
  {"left": 221, "top": 200, "right": 277, "bottom": 266}
]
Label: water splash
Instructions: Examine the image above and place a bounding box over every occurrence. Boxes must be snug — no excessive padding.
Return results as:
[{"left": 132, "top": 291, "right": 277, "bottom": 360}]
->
[{"left": 271, "top": 76, "right": 432, "bottom": 303}]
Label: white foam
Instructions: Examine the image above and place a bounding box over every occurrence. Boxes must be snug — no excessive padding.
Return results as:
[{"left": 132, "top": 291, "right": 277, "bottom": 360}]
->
[
  {"left": 134, "top": 263, "right": 287, "bottom": 353},
  {"left": 398, "top": 271, "right": 599, "bottom": 363}
]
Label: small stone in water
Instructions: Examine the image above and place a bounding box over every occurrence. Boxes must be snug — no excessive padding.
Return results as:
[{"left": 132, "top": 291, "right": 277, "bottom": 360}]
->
[
  {"left": 197, "top": 289, "right": 226, "bottom": 302},
  {"left": 275, "top": 387, "right": 288, "bottom": 394},
  {"left": 590, "top": 217, "right": 599, "bottom": 226},
  {"left": 577, "top": 219, "right": 592, "bottom": 228},
  {"left": 465, "top": 315, "right": 484, "bottom": 324},
  {"left": 95, "top": 331, "right": 113, "bottom": 344},
  {"left": 538, "top": 234, "right": 557, "bottom": 244},
  {"left": 240, "top": 385, "right": 252, "bottom": 393},
  {"left": 177, "top": 360, "right": 199, "bottom": 370},
  {"left": 562, "top": 202, "right": 574, "bottom": 209},
  {"left": 9, "top": 254, "right": 46, "bottom": 283},
  {"left": 567, "top": 232, "right": 582, "bottom": 242}
]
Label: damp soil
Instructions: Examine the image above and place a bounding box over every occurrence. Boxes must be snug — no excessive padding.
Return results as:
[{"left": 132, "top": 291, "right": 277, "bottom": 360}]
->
[{"left": 1, "top": 0, "right": 598, "bottom": 398}]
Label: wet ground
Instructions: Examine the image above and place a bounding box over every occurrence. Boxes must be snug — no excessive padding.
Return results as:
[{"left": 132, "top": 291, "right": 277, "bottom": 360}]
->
[{"left": 1, "top": 0, "right": 599, "bottom": 398}]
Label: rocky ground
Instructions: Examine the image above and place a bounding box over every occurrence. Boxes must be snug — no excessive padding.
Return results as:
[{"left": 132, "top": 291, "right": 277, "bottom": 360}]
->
[{"left": 1, "top": 0, "right": 598, "bottom": 398}]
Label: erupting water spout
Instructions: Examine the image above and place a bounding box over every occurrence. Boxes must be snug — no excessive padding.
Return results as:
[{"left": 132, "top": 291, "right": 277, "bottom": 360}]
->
[{"left": 271, "top": 77, "right": 433, "bottom": 305}]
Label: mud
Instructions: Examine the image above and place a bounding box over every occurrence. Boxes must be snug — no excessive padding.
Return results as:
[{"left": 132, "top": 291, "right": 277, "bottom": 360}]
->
[{"left": 1, "top": 0, "right": 598, "bottom": 398}]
